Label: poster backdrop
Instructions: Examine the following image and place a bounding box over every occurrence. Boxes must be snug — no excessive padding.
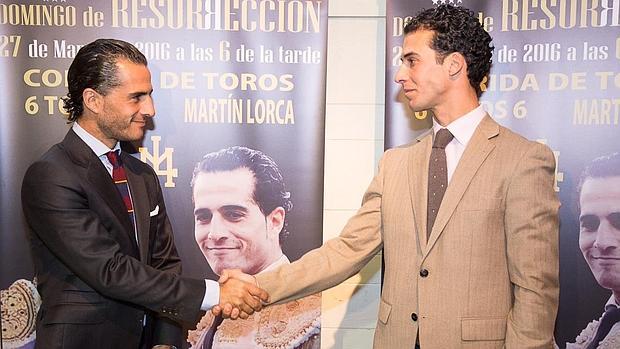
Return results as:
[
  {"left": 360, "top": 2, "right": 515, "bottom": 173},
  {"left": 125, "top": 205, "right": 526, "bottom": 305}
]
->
[
  {"left": 386, "top": 0, "right": 618, "bottom": 346},
  {"left": 0, "top": 0, "right": 328, "bottom": 347}
]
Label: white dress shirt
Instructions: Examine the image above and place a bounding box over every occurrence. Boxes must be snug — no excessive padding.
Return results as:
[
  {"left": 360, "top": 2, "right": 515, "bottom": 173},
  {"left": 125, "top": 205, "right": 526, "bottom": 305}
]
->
[
  {"left": 72, "top": 122, "right": 120, "bottom": 176},
  {"left": 432, "top": 105, "right": 487, "bottom": 184}
]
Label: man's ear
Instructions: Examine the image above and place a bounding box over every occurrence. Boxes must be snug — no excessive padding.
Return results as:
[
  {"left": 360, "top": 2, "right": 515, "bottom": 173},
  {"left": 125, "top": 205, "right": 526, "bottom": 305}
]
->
[
  {"left": 82, "top": 88, "right": 103, "bottom": 114},
  {"left": 447, "top": 52, "right": 465, "bottom": 80},
  {"left": 266, "top": 207, "right": 285, "bottom": 237}
]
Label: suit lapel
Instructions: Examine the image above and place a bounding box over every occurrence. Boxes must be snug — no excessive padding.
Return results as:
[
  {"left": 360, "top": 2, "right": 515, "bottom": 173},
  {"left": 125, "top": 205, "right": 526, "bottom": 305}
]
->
[
  {"left": 62, "top": 130, "right": 139, "bottom": 254},
  {"left": 425, "top": 115, "right": 499, "bottom": 253},
  {"left": 123, "top": 154, "right": 150, "bottom": 262},
  {"left": 408, "top": 131, "right": 432, "bottom": 252}
]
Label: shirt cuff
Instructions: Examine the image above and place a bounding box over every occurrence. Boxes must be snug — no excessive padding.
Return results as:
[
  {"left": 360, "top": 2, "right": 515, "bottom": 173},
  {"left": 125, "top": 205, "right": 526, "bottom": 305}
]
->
[{"left": 200, "top": 279, "right": 220, "bottom": 311}]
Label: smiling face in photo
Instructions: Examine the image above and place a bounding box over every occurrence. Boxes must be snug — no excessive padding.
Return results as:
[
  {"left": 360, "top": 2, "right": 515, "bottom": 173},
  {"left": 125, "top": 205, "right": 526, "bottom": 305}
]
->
[
  {"left": 579, "top": 176, "right": 620, "bottom": 292},
  {"left": 193, "top": 167, "right": 284, "bottom": 275}
]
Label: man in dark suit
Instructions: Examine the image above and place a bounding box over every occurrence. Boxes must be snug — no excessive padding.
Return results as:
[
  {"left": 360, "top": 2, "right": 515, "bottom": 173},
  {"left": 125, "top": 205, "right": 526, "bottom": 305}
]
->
[{"left": 21, "top": 39, "right": 267, "bottom": 349}]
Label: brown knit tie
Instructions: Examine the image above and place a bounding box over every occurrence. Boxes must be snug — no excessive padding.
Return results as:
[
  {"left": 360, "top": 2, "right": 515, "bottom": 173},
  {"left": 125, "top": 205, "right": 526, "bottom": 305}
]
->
[{"left": 427, "top": 128, "right": 454, "bottom": 240}]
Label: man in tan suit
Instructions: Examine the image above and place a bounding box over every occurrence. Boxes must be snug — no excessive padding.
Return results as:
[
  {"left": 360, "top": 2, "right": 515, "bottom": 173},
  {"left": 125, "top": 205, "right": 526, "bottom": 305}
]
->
[{"left": 217, "top": 5, "right": 560, "bottom": 348}]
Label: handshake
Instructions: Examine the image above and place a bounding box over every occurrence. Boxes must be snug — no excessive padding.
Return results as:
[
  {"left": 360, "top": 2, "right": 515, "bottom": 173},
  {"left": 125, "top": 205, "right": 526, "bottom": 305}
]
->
[{"left": 214, "top": 269, "right": 270, "bottom": 320}]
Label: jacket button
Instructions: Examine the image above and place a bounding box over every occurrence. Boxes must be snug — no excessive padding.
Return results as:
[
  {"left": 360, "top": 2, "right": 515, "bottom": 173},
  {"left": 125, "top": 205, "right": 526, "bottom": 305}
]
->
[
  {"left": 420, "top": 269, "right": 429, "bottom": 277},
  {"left": 411, "top": 313, "right": 418, "bottom": 321}
]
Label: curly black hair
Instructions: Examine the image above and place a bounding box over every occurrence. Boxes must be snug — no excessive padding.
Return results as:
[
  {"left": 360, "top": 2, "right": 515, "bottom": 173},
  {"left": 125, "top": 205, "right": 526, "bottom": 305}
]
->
[
  {"left": 404, "top": 5, "right": 493, "bottom": 97},
  {"left": 191, "top": 146, "right": 293, "bottom": 243},
  {"left": 62, "top": 39, "right": 147, "bottom": 122}
]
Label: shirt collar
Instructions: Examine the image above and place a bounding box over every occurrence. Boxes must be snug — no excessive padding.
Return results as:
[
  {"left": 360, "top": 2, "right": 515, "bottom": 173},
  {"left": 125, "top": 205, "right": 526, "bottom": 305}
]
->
[
  {"left": 432, "top": 104, "right": 486, "bottom": 147},
  {"left": 72, "top": 122, "right": 120, "bottom": 157},
  {"left": 259, "top": 254, "right": 290, "bottom": 274},
  {"left": 605, "top": 295, "right": 619, "bottom": 311}
]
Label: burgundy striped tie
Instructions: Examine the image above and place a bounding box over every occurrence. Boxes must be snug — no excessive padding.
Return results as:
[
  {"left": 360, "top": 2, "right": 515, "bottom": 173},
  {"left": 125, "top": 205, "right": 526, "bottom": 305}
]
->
[{"left": 106, "top": 151, "right": 136, "bottom": 233}]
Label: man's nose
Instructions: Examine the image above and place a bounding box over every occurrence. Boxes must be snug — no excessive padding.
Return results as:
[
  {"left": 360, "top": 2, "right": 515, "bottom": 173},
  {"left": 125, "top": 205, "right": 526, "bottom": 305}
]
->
[
  {"left": 142, "top": 96, "right": 156, "bottom": 118},
  {"left": 394, "top": 63, "right": 407, "bottom": 84},
  {"left": 593, "top": 220, "right": 618, "bottom": 251},
  {"left": 208, "top": 215, "right": 228, "bottom": 240}
]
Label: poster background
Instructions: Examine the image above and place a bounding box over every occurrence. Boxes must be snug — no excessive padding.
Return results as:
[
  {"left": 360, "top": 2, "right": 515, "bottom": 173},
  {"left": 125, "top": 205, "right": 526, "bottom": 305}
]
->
[
  {"left": 0, "top": 1, "right": 329, "bottom": 347},
  {"left": 385, "top": 0, "right": 618, "bottom": 346}
]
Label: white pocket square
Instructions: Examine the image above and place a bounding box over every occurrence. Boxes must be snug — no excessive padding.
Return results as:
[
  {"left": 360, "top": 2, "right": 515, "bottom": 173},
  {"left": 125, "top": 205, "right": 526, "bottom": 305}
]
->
[{"left": 149, "top": 205, "right": 159, "bottom": 217}]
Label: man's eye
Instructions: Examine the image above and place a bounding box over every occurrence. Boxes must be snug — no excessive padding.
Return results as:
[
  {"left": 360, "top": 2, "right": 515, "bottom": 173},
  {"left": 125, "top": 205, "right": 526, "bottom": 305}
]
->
[
  {"left": 608, "top": 212, "right": 620, "bottom": 230},
  {"left": 223, "top": 211, "right": 245, "bottom": 222},
  {"left": 580, "top": 215, "right": 600, "bottom": 232},
  {"left": 195, "top": 213, "right": 212, "bottom": 224},
  {"left": 131, "top": 94, "right": 146, "bottom": 102},
  {"left": 401, "top": 57, "right": 415, "bottom": 67},
  {"left": 399, "top": 57, "right": 415, "bottom": 68}
]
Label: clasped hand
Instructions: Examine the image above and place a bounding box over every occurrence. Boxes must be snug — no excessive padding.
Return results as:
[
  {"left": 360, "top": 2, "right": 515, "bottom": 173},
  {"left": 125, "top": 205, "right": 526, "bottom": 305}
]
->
[{"left": 215, "top": 269, "right": 269, "bottom": 319}]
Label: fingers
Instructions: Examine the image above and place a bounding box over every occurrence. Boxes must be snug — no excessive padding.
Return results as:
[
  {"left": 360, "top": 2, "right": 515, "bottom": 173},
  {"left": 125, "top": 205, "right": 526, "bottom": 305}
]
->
[
  {"left": 238, "top": 310, "right": 251, "bottom": 320},
  {"left": 247, "top": 284, "right": 270, "bottom": 303},
  {"left": 237, "top": 291, "right": 263, "bottom": 314},
  {"left": 218, "top": 276, "right": 270, "bottom": 320},
  {"left": 221, "top": 303, "right": 235, "bottom": 319},
  {"left": 219, "top": 303, "right": 243, "bottom": 320},
  {"left": 211, "top": 305, "right": 222, "bottom": 316},
  {"left": 218, "top": 278, "right": 254, "bottom": 312},
  {"left": 215, "top": 303, "right": 233, "bottom": 319},
  {"left": 242, "top": 293, "right": 262, "bottom": 312},
  {"left": 223, "top": 303, "right": 233, "bottom": 316}
]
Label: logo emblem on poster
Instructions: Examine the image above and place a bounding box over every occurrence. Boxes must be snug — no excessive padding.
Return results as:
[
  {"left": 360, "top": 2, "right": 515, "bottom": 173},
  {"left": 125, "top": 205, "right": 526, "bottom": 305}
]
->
[
  {"left": 432, "top": 0, "right": 463, "bottom": 5},
  {"left": 139, "top": 136, "right": 178, "bottom": 188}
]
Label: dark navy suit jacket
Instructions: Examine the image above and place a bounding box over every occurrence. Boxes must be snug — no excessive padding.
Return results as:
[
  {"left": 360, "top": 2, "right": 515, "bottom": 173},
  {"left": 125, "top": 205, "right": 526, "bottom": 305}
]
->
[{"left": 22, "top": 129, "right": 205, "bottom": 349}]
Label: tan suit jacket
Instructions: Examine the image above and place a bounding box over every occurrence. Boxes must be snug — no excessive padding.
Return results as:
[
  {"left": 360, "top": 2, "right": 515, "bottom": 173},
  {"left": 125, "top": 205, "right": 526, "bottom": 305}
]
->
[{"left": 257, "top": 116, "right": 560, "bottom": 349}]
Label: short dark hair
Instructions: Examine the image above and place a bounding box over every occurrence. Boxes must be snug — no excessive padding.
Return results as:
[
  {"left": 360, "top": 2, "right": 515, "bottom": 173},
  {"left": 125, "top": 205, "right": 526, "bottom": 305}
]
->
[
  {"left": 191, "top": 146, "right": 293, "bottom": 242},
  {"left": 63, "top": 38, "right": 147, "bottom": 122},
  {"left": 404, "top": 5, "right": 493, "bottom": 97},
  {"left": 578, "top": 152, "right": 620, "bottom": 201}
]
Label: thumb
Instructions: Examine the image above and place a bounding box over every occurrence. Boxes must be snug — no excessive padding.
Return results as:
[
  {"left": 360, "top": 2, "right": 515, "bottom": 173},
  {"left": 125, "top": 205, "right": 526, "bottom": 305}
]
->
[{"left": 218, "top": 270, "right": 230, "bottom": 284}]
